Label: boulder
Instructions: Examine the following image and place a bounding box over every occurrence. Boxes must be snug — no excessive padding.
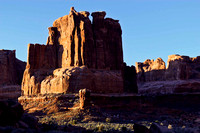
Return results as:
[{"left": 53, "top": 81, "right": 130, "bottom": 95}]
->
[
  {"left": 0, "top": 100, "right": 24, "bottom": 126},
  {"left": 21, "top": 113, "right": 38, "bottom": 129},
  {"left": 150, "top": 123, "right": 173, "bottom": 133},
  {"left": 0, "top": 100, "right": 39, "bottom": 132},
  {"left": 133, "top": 123, "right": 150, "bottom": 133}
]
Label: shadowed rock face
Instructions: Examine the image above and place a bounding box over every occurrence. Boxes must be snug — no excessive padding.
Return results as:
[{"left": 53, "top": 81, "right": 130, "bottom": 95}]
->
[
  {"left": 0, "top": 50, "right": 26, "bottom": 99},
  {"left": 0, "top": 50, "right": 26, "bottom": 85},
  {"left": 0, "top": 50, "right": 26, "bottom": 86},
  {"left": 136, "top": 54, "right": 200, "bottom": 94},
  {"left": 21, "top": 7, "right": 124, "bottom": 96},
  {"left": 123, "top": 63, "right": 138, "bottom": 93}
]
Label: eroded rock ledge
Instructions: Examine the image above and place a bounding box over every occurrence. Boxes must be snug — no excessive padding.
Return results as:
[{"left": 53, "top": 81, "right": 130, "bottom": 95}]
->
[{"left": 136, "top": 54, "right": 200, "bottom": 95}]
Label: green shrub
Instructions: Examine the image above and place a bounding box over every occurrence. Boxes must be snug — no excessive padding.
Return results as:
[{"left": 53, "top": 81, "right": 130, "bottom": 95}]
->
[
  {"left": 69, "top": 119, "right": 77, "bottom": 125},
  {"left": 96, "top": 124, "right": 104, "bottom": 132},
  {"left": 105, "top": 117, "right": 111, "bottom": 123}
]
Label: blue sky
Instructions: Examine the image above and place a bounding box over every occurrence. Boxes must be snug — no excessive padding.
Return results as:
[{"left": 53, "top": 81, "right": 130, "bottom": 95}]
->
[{"left": 0, "top": 0, "right": 200, "bottom": 66}]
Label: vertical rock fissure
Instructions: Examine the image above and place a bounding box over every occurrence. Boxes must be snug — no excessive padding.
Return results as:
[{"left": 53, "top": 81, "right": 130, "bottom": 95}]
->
[
  {"left": 71, "top": 25, "right": 76, "bottom": 66},
  {"left": 78, "top": 23, "right": 82, "bottom": 66},
  {"left": 91, "top": 20, "right": 98, "bottom": 69}
]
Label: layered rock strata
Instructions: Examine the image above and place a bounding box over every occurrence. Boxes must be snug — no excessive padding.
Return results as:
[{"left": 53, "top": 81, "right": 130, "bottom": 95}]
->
[
  {"left": 22, "top": 7, "right": 124, "bottom": 96},
  {"left": 136, "top": 54, "right": 200, "bottom": 94},
  {"left": 0, "top": 50, "right": 26, "bottom": 85},
  {"left": 136, "top": 57, "right": 166, "bottom": 82},
  {"left": 0, "top": 50, "right": 26, "bottom": 99}
]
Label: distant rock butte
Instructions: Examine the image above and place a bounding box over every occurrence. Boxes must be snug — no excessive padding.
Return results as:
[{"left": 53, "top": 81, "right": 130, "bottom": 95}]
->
[
  {"left": 0, "top": 50, "right": 26, "bottom": 99},
  {"left": 21, "top": 7, "right": 128, "bottom": 96},
  {"left": 136, "top": 54, "right": 200, "bottom": 94}
]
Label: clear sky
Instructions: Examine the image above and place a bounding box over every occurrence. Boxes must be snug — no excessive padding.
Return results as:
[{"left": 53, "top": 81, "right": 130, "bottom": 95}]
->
[{"left": 0, "top": 0, "right": 200, "bottom": 66}]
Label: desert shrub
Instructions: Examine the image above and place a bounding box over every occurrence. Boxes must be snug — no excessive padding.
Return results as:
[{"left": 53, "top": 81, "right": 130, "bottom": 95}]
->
[
  {"left": 105, "top": 117, "right": 111, "bottom": 123},
  {"left": 95, "top": 124, "right": 104, "bottom": 132},
  {"left": 114, "top": 124, "right": 120, "bottom": 131},
  {"left": 68, "top": 119, "right": 77, "bottom": 125}
]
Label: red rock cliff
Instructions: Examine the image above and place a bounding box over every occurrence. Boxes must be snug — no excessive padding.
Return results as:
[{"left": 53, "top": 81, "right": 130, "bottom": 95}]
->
[
  {"left": 21, "top": 7, "right": 124, "bottom": 96},
  {"left": 0, "top": 50, "right": 26, "bottom": 99},
  {"left": 0, "top": 50, "right": 26, "bottom": 85},
  {"left": 136, "top": 55, "right": 200, "bottom": 94}
]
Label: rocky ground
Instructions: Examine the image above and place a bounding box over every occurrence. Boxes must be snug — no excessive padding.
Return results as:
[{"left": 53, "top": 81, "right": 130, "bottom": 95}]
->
[
  {"left": 15, "top": 93, "right": 200, "bottom": 133},
  {"left": 36, "top": 105, "right": 200, "bottom": 133}
]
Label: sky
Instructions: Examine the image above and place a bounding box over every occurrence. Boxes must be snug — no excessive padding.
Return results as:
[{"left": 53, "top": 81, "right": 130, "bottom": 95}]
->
[{"left": 0, "top": 0, "right": 200, "bottom": 66}]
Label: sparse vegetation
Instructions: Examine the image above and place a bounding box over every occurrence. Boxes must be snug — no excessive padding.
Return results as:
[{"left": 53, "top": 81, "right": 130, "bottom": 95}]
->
[
  {"left": 21, "top": 93, "right": 199, "bottom": 133},
  {"left": 105, "top": 117, "right": 111, "bottom": 123},
  {"left": 96, "top": 124, "right": 104, "bottom": 132}
]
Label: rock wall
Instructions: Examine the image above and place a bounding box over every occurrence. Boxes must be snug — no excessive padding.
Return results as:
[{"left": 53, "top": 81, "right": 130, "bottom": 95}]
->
[
  {"left": 123, "top": 63, "right": 138, "bottom": 93},
  {"left": 136, "top": 54, "right": 200, "bottom": 94},
  {"left": 21, "top": 7, "right": 124, "bottom": 96},
  {"left": 45, "top": 7, "right": 123, "bottom": 70},
  {"left": 0, "top": 50, "right": 16, "bottom": 85},
  {"left": 165, "top": 55, "right": 200, "bottom": 80},
  {"left": 136, "top": 55, "right": 200, "bottom": 82},
  {"left": 26, "top": 44, "right": 57, "bottom": 69},
  {"left": 0, "top": 50, "right": 26, "bottom": 85},
  {"left": 92, "top": 12, "right": 123, "bottom": 70},
  {"left": 0, "top": 50, "right": 26, "bottom": 99},
  {"left": 136, "top": 58, "right": 166, "bottom": 82}
]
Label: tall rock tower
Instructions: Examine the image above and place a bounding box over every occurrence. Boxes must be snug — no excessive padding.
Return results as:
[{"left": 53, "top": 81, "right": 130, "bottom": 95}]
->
[{"left": 21, "top": 7, "right": 124, "bottom": 95}]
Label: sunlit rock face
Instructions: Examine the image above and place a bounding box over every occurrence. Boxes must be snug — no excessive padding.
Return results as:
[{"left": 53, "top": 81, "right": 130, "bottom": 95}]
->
[
  {"left": 136, "top": 57, "right": 166, "bottom": 82},
  {"left": 136, "top": 54, "right": 200, "bottom": 95},
  {"left": 21, "top": 7, "right": 125, "bottom": 96},
  {"left": 166, "top": 55, "right": 200, "bottom": 80},
  {"left": 0, "top": 50, "right": 26, "bottom": 99}
]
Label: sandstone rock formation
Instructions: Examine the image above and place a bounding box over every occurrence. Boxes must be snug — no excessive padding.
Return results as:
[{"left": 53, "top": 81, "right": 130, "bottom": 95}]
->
[
  {"left": 136, "top": 54, "right": 200, "bottom": 94},
  {"left": 123, "top": 63, "right": 138, "bottom": 93},
  {"left": 136, "top": 57, "right": 166, "bottom": 82},
  {"left": 0, "top": 50, "right": 26, "bottom": 99},
  {"left": 79, "top": 88, "right": 91, "bottom": 109},
  {"left": 21, "top": 7, "right": 125, "bottom": 96},
  {"left": 136, "top": 55, "right": 200, "bottom": 82},
  {"left": 0, "top": 50, "right": 26, "bottom": 85},
  {"left": 165, "top": 55, "right": 200, "bottom": 80},
  {"left": 0, "top": 85, "right": 21, "bottom": 100}
]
